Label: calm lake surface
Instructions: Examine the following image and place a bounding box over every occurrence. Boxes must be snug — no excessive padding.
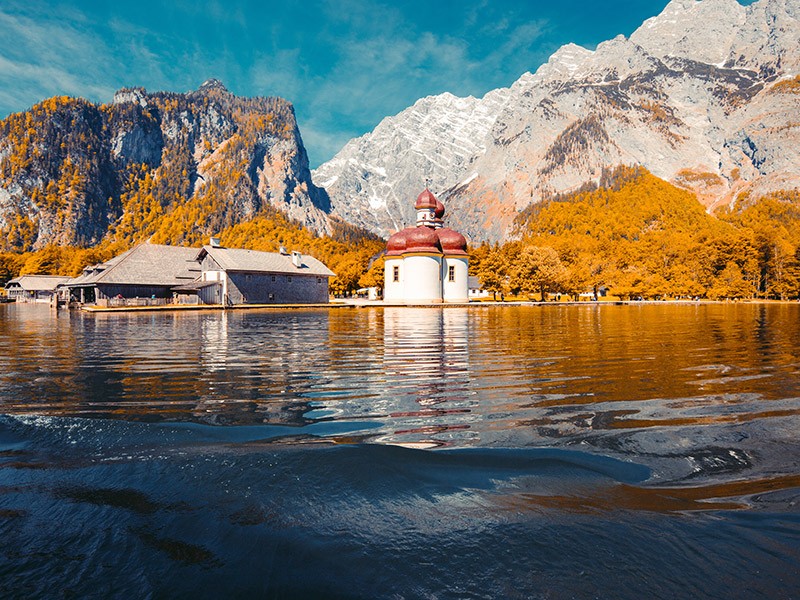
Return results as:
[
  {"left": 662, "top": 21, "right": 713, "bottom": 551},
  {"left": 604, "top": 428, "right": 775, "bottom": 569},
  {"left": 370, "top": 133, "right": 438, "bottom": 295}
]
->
[{"left": 1, "top": 302, "right": 799, "bottom": 598}]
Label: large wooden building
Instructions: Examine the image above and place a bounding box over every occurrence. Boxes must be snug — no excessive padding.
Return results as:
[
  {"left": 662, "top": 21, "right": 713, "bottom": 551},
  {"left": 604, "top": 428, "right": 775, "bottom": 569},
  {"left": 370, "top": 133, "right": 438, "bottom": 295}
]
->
[
  {"left": 66, "top": 240, "right": 335, "bottom": 306},
  {"left": 67, "top": 244, "right": 201, "bottom": 304},
  {"left": 186, "top": 241, "right": 335, "bottom": 305}
]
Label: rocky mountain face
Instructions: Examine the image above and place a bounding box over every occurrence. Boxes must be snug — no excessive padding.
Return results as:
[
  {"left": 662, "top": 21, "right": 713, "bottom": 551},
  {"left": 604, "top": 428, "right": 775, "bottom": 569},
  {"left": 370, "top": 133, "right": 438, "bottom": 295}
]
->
[
  {"left": 0, "top": 79, "right": 330, "bottom": 251},
  {"left": 312, "top": 0, "right": 800, "bottom": 242}
]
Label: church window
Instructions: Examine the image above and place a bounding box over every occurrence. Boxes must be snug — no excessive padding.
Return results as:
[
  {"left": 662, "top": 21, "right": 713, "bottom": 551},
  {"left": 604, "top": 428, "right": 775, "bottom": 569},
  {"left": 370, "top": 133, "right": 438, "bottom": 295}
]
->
[{"left": 448, "top": 265, "right": 455, "bottom": 282}]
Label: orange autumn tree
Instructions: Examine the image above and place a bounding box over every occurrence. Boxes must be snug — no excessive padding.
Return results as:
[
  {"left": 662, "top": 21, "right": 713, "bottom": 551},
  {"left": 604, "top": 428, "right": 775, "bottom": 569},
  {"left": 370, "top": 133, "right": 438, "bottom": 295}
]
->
[{"left": 505, "top": 166, "right": 797, "bottom": 300}]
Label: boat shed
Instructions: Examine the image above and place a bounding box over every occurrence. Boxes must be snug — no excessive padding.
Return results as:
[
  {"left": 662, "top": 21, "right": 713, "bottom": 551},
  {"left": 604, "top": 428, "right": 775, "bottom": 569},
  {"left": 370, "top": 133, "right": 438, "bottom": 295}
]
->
[
  {"left": 4, "top": 275, "right": 72, "bottom": 303},
  {"left": 193, "top": 243, "right": 336, "bottom": 305},
  {"left": 66, "top": 244, "right": 201, "bottom": 304}
]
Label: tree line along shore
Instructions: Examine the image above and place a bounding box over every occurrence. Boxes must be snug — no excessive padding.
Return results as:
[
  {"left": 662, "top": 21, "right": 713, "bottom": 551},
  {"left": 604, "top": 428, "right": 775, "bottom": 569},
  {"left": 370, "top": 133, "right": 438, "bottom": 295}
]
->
[{"left": 2, "top": 167, "right": 799, "bottom": 302}]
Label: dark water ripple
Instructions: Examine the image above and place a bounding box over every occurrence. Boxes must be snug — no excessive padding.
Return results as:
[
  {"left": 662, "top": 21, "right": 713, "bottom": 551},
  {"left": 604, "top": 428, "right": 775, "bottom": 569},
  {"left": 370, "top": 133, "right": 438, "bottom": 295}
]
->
[{"left": 1, "top": 302, "right": 800, "bottom": 598}]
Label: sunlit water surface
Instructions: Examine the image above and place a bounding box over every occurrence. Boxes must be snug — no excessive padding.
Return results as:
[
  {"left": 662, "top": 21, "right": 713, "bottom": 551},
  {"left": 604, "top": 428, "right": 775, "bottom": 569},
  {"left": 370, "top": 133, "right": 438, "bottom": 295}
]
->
[{"left": 1, "top": 303, "right": 799, "bottom": 598}]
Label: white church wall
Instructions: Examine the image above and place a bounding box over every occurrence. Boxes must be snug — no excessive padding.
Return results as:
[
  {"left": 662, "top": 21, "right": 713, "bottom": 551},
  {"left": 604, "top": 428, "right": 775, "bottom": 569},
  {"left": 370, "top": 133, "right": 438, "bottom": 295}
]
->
[
  {"left": 402, "top": 254, "right": 443, "bottom": 303},
  {"left": 443, "top": 256, "right": 469, "bottom": 303},
  {"left": 383, "top": 257, "right": 404, "bottom": 302}
]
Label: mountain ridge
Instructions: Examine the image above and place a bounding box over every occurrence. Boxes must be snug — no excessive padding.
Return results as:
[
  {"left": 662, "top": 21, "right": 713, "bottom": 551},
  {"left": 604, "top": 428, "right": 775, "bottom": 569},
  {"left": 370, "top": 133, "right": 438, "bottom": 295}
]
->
[{"left": 312, "top": 0, "right": 800, "bottom": 242}]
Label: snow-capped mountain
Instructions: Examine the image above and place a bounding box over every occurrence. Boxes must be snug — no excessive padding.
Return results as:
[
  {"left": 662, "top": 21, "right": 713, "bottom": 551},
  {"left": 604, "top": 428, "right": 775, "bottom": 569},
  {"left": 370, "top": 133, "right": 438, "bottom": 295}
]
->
[
  {"left": 312, "top": 89, "right": 515, "bottom": 234},
  {"left": 312, "top": 0, "right": 800, "bottom": 241}
]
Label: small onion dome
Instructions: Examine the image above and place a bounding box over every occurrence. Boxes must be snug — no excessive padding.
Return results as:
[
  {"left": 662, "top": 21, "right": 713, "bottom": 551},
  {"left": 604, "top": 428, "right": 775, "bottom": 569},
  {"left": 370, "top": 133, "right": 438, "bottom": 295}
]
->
[
  {"left": 437, "top": 227, "right": 468, "bottom": 255},
  {"left": 434, "top": 198, "right": 445, "bottom": 219},
  {"left": 415, "top": 188, "right": 438, "bottom": 210},
  {"left": 386, "top": 229, "right": 411, "bottom": 256},
  {"left": 405, "top": 226, "right": 442, "bottom": 253}
]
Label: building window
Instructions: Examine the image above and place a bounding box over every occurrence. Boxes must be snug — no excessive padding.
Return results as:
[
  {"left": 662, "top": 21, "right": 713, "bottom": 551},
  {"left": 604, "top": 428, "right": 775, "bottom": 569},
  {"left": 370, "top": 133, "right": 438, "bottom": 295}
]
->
[
  {"left": 287, "top": 276, "right": 293, "bottom": 283},
  {"left": 317, "top": 278, "right": 322, "bottom": 283},
  {"left": 448, "top": 265, "right": 455, "bottom": 282},
  {"left": 245, "top": 274, "right": 251, "bottom": 281},
  {"left": 393, "top": 266, "right": 399, "bottom": 282},
  {"left": 271, "top": 275, "right": 276, "bottom": 282}
]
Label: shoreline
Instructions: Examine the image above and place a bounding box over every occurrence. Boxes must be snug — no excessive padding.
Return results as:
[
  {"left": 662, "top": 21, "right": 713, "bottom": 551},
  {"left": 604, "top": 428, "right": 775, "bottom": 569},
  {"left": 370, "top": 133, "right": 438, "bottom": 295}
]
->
[{"left": 71, "top": 297, "right": 800, "bottom": 313}]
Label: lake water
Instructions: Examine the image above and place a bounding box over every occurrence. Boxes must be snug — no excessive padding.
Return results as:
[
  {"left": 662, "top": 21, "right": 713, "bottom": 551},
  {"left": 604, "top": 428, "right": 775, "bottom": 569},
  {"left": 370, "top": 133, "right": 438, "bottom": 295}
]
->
[{"left": 1, "top": 302, "right": 799, "bottom": 598}]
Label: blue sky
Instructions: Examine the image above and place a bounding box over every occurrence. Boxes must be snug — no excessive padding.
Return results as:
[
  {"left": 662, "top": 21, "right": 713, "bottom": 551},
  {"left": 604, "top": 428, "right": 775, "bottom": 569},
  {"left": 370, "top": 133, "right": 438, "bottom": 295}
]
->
[{"left": 0, "top": 0, "right": 757, "bottom": 168}]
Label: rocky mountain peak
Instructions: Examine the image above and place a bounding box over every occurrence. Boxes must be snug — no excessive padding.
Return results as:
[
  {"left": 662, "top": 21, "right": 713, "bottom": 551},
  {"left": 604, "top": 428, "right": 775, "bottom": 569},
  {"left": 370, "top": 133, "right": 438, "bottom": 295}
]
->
[
  {"left": 312, "top": 0, "right": 800, "bottom": 242},
  {"left": 732, "top": 0, "right": 800, "bottom": 73},
  {"left": 198, "top": 78, "right": 229, "bottom": 93},
  {"left": 112, "top": 87, "right": 149, "bottom": 107},
  {"left": 531, "top": 43, "right": 595, "bottom": 83},
  {"left": 631, "top": 0, "right": 746, "bottom": 65},
  {"left": 0, "top": 83, "right": 333, "bottom": 250}
]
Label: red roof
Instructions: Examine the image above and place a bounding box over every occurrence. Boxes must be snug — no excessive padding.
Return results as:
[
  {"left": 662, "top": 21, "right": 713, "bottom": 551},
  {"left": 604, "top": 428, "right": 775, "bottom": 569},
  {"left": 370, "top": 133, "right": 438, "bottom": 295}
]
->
[
  {"left": 386, "top": 189, "right": 467, "bottom": 256},
  {"left": 438, "top": 227, "right": 468, "bottom": 255},
  {"left": 386, "top": 229, "right": 410, "bottom": 256},
  {"left": 406, "top": 227, "right": 442, "bottom": 253},
  {"left": 387, "top": 226, "right": 443, "bottom": 255},
  {"left": 415, "top": 188, "right": 438, "bottom": 210}
]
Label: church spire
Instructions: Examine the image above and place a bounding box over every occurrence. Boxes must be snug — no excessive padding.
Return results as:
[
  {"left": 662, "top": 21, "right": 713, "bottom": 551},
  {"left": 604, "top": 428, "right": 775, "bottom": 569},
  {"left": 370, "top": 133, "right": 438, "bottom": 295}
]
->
[{"left": 415, "top": 188, "right": 439, "bottom": 228}]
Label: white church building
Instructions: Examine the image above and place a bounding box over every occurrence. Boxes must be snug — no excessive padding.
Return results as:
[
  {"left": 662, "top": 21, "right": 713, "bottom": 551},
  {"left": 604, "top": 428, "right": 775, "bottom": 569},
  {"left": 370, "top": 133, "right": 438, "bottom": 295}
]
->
[{"left": 383, "top": 189, "right": 469, "bottom": 304}]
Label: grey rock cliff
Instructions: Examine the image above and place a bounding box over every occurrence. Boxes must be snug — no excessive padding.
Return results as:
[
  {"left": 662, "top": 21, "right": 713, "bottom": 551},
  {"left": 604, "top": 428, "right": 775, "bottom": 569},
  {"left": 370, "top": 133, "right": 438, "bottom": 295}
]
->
[{"left": 0, "top": 80, "right": 331, "bottom": 250}]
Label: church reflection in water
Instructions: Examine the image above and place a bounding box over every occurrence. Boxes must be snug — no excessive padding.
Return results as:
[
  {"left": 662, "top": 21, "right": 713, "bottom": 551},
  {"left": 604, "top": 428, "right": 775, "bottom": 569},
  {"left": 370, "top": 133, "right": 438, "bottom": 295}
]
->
[
  {"left": 376, "top": 307, "right": 475, "bottom": 448},
  {"left": 131, "top": 305, "right": 479, "bottom": 438}
]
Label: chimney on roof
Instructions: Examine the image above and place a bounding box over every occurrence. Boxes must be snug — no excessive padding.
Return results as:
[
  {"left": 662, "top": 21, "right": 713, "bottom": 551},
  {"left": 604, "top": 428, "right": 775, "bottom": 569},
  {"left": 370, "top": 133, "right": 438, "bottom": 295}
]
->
[
  {"left": 210, "top": 237, "right": 222, "bottom": 248},
  {"left": 279, "top": 245, "right": 289, "bottom": 255},
  {"left": 291, "top": 251, "right": 303, "bottom": 268}
]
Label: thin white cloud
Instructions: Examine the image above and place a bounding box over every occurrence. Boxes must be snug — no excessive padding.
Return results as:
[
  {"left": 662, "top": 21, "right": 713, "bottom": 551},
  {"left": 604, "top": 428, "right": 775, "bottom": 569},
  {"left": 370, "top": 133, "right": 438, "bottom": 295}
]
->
[
  {"left": 279, "top": 2, "right": 548, "bottom": 164},
  {"left": 0, "top": 0, "right": 551, "bottom": 166},
  {"left": 0, "top": 6, "right": 127, "bottom": 114}
]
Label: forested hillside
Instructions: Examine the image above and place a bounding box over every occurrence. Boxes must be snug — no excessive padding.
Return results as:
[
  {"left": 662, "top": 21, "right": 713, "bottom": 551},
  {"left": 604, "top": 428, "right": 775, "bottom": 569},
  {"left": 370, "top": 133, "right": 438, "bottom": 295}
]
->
[
  {"left": 2, "top": 80, "right": 798, "bottom": 301},
  {"left": 0, "top": 80, "right": 331, "bottom": 253},
  {"left": 471, "top": 167, "right": 800, "bottom": 300},
  {"left": 0, "top": 204, "right": 384, "bottom": 297},
  {"left": 0, "top": 82, "right": 388, "bottom": 294}
]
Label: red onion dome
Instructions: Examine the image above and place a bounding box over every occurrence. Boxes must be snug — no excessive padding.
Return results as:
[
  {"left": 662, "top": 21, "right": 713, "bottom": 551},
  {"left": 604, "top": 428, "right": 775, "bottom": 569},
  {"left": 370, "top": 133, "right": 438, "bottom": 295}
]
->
[
  {"left": 386, "top": 229, "right": 411, "bottom": 256},
  {"left": 405, "top": 226, "right": 442, "bottom": 253},
  {"left": 415, "top": 188, "right": 438, "bottom": 210},
  {"left": 434, "top": 199, "right": 445, "bottom": 219},
  {"left": 437, "top": 227, "right": 468, "bottom": 255}
]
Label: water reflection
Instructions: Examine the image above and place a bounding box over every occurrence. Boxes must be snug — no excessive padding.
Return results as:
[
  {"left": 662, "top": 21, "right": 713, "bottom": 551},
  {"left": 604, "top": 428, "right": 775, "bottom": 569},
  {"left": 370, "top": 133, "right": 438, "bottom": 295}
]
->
[
  {"left": 376, "top": 307, "right": 473, "bottom": 447},
  {"left": 4, "top": 302, "right": 800, "bottom": 599},
  {"left": 201, "top": 310, "right": 229, "bottom": 372},
  {"left": 1, "top": 302, "right": 800, "bottom": 488}
]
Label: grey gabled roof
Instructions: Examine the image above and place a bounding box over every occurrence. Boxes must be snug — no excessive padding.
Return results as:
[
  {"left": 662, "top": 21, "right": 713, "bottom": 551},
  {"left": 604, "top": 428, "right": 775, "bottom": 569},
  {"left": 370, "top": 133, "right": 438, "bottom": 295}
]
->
[
  {"left": 4, "top": 274, "right": 72, "bottom": 291},
  {"left": 198, "top": 246, "right": 336, "bottom": 277},
  {"left": 68, "top": 243, "right": 201, "bottom": 287}
]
